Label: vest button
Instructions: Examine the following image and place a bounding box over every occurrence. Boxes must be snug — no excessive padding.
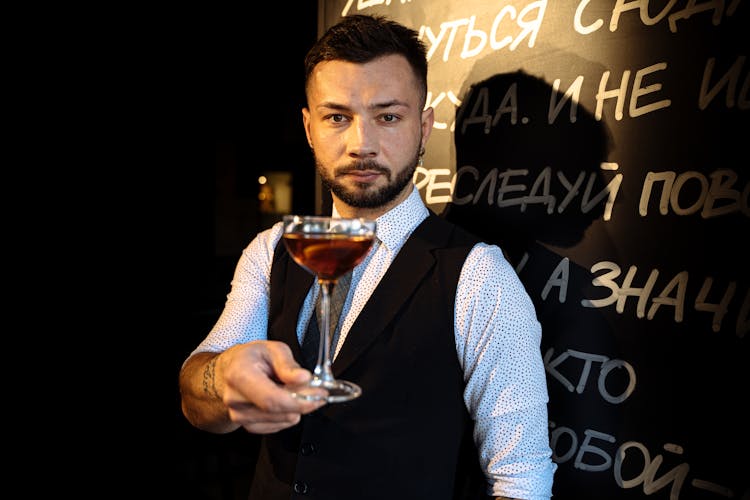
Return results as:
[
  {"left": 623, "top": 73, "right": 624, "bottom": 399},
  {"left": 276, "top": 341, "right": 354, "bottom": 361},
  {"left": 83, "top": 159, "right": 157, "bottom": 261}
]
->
[
  {"left": 293, "top": 481, "right": 309, "bottom": 494},
  {"left": 300, "top": 442, "right": 316, "bottom": 455}
]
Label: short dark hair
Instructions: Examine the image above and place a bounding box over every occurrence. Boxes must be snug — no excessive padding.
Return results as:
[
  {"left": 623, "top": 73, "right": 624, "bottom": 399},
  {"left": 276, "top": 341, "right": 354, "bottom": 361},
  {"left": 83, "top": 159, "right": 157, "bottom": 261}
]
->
[{"left": 304, "top": 14, "right": 429, "bottom": 107}]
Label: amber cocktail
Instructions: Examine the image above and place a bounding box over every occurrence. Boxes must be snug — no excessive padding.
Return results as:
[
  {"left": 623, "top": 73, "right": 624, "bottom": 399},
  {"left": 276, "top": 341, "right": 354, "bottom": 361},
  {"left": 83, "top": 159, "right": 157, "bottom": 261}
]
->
[{"left": 282, "top": 215, "right": 376, "bottom": 403}]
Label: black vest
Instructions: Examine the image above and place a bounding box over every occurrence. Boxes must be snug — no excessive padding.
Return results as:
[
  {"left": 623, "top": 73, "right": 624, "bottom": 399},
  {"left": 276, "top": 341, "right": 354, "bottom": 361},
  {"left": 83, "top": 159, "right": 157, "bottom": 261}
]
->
[{"left": 249, "top": 213, "right": 488, "bottom": 500}]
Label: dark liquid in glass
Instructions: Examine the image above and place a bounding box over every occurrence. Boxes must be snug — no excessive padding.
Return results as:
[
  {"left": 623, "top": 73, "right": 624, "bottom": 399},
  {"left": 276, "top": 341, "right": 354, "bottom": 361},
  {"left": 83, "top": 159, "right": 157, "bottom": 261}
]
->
[{"left": 283, "top": 233, "right": 374, "bottom": 281}]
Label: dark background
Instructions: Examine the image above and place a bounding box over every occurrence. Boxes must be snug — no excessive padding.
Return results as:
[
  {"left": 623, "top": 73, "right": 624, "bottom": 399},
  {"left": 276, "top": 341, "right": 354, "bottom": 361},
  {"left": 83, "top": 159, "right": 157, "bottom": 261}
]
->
[{"left": 134, "top": 4, "right": 321, "bottom": 498}]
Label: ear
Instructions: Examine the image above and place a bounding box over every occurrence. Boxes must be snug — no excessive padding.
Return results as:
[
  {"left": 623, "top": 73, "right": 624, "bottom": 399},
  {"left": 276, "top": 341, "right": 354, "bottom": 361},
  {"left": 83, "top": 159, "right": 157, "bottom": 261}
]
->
[
  {"left": 302, "top": 107, "right": 313, "bottom": 148},
  {"left": 420, "top": 106, "right": 435, "bottom": 145}
]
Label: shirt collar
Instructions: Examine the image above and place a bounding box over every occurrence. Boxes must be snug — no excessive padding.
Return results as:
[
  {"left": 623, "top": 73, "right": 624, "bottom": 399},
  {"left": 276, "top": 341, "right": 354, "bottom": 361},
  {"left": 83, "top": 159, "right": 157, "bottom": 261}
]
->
[
  {"left": 330, "top": 185, "right": 429, "bottom": 253},
  {"left": 375, "top": 186, "right": 428, "bottom": 252}
]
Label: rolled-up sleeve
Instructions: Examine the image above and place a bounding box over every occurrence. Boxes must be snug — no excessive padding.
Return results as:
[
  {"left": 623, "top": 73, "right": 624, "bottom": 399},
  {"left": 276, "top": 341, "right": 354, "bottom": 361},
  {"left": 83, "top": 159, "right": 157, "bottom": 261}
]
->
[
  {"left": 455, "top": 243, "right": 556, "bottom": 499},
  {"left": 188, "top": 223, "right": 284, "bottom": 356}
]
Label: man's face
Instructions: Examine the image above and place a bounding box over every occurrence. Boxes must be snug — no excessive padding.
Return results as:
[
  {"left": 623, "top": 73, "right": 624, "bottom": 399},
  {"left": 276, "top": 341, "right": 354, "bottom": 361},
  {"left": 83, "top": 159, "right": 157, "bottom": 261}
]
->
[{"left": 302, "top": 54, "right": 434, "bottom": 216}]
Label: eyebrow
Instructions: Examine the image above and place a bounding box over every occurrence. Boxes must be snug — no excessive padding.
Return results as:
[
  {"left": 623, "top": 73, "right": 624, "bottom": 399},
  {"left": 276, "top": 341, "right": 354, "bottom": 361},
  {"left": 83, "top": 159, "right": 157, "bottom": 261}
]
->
[{"left": 316, "top": 99, "right": 412, "bottom": 112}]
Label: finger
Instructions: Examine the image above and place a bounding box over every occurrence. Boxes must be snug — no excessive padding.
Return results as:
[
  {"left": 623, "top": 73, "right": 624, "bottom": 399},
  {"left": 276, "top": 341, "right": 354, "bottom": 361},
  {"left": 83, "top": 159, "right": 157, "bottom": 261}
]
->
[
  {"left": 229, "top": 373, "right": 325, "bottom": 415},
  {"left": 264, "top": 341, "right": 314, "bottom": 386},
  {"left": 229, "top": 398, "right": 324, "bottom": 420},
  {"left": 228, "top": 402, "right": 302, "bottom": 426},
  {"left": 286, "top": 382, "right": 329, "bottom": 407},
  {"left": 228, "top": 402, "right": 324, "bottom": 434},
  {"left": 243, "top": 418, "right": 302, "bottom": 435}
]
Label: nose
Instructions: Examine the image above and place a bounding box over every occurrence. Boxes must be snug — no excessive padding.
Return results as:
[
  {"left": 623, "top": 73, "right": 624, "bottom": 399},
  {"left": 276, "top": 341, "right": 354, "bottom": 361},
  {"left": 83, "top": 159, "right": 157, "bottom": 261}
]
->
[{"left": 346, "top": 117, "right": 378, "bottom": 160}]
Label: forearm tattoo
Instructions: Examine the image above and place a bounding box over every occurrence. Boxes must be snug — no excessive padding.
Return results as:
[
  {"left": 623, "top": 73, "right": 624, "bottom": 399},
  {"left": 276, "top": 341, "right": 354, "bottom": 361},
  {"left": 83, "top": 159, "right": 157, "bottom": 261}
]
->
[{"left": 202, "top": 356, "right": 222, "bottom": 400}]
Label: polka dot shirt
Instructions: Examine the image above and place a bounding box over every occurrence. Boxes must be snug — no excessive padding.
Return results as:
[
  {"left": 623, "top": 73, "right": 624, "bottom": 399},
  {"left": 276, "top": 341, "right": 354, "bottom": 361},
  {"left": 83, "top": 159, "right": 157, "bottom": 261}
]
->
[{"left": 189, "top": 185, "right": 556, "bottom": 498}]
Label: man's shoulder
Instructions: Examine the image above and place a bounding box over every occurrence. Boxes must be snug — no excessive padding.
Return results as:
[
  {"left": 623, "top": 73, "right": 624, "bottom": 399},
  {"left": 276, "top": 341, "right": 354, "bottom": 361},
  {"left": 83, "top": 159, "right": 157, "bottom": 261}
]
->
[{"left": 426, "top": 211, "right": 483, "bottom": 247}]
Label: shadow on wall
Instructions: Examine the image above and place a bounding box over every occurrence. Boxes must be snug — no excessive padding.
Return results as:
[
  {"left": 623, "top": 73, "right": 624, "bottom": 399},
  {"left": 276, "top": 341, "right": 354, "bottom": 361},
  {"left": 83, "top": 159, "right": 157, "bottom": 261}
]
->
[{"left": 444, "top": 69, "right": 611, "bottom": 261}]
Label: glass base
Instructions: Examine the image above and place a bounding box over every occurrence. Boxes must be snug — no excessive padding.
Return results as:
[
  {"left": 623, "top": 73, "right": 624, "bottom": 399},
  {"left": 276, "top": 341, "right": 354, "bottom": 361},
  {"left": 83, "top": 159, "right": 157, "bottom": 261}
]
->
[{"left": 291, "top": 378, "right": 362, "bottom": 403}]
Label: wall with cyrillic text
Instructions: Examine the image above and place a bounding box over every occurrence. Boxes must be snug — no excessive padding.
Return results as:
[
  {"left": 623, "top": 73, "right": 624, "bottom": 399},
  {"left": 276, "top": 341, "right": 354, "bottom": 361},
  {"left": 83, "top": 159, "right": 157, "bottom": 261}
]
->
[{"left": 319, "top": 1, "right": 749, "bottom": 499}]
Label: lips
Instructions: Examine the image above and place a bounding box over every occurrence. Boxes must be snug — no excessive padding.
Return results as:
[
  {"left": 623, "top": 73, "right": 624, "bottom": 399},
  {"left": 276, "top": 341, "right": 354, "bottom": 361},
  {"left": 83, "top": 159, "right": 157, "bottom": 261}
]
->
[{"left": 340, "top": 170, "right": 382, "bottom": 183}]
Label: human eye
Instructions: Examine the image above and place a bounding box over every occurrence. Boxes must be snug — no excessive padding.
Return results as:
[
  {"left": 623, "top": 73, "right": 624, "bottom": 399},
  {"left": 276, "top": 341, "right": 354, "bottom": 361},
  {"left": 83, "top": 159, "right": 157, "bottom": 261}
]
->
[
  {"left": 325, "top": 113, "right": 349, "bottom": 124},
  {"left": 380, "top": 113, "right": 400, "bottom": 123}
]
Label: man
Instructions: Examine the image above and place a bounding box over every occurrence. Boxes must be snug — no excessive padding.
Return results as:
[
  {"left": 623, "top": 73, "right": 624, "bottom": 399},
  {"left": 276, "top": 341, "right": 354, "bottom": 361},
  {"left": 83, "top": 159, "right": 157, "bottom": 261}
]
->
[{"left": 179, "top": 14, "right": 556, "bottom": 500}]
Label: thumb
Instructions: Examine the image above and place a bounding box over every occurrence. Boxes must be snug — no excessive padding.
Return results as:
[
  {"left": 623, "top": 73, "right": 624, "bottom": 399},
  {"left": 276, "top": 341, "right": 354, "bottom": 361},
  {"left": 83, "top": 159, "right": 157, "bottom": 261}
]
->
[
  {"left": 281, "top": 363, "right": 313, "bottom": 385},
  {"left": 267, "top": 343, "right": 313, "bottom": 385}
]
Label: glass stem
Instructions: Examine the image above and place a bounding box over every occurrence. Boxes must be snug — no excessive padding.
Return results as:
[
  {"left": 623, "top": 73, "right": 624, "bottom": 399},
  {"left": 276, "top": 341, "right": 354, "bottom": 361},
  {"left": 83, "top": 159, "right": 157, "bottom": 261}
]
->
[{"left": 315, "top": 279, "right": 336, "bottom": 383}]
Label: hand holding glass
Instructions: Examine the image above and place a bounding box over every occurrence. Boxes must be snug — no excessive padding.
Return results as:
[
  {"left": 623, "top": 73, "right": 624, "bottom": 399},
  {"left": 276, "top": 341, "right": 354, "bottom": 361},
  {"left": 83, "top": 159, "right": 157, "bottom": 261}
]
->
[{"left": 282, "top": 215, "right": 376, "bottom": 403}]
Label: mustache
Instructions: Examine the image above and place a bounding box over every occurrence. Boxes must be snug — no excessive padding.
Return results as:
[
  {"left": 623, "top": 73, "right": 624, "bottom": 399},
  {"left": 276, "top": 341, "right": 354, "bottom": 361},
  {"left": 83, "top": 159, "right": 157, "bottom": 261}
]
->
[{"left": 336, "top": 160, "right": 390, "bottom": 176}]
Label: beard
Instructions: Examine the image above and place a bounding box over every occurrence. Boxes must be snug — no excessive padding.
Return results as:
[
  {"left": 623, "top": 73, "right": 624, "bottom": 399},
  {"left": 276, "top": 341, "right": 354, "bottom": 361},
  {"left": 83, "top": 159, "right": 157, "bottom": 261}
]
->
[{"left": 315, "top": 146, "right": 420, "bottom": 209}]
